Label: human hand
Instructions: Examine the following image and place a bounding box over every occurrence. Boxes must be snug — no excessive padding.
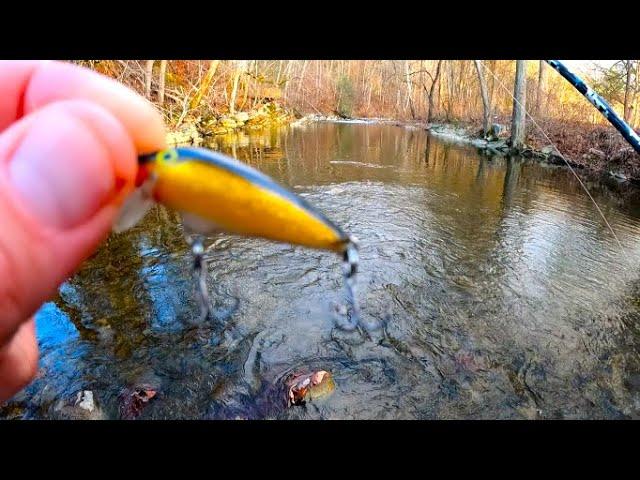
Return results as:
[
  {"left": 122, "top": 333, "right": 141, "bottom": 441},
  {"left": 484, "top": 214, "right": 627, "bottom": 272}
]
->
[{"left": 0, "top": 60, "right": 166, "bottom": 402}]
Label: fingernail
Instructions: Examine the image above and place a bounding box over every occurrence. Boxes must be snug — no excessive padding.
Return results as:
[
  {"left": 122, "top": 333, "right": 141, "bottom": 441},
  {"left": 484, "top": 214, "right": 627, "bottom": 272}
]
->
[{"left": 8, "top": 110, "right": 116, "bottom": 229}]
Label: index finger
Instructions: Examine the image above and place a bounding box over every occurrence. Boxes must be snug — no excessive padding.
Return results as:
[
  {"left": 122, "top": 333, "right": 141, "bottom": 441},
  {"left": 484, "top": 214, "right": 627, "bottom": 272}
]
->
[{"left": 0, "top": 60, "right": 166, "bottom": 154}]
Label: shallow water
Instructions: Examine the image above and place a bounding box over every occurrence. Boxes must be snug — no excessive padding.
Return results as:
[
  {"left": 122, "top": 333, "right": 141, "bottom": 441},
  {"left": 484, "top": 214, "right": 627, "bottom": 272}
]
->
[{"left": 5, "top": 121, "right": 640, "bottom": 419}]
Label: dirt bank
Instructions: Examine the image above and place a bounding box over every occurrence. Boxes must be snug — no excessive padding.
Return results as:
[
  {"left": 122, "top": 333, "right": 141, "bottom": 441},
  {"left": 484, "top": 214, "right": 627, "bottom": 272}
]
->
[{"left": 425, "top": 120, "right": 640, "bottom": 185}]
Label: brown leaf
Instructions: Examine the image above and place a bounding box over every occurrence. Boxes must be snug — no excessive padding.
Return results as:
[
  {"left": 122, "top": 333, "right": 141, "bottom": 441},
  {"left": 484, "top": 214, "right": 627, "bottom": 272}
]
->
[
  {"left": 118, "top": 385, "right": 158, "bottom": 419},
  {"left": 286, "top": 370, "right": 333, "bottom": 407}
]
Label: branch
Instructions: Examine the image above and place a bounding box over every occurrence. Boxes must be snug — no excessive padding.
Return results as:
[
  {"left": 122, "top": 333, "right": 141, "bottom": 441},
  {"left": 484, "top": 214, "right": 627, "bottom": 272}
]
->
[{"left": 407, "top": 69, "right": 432, "bottom": 77}]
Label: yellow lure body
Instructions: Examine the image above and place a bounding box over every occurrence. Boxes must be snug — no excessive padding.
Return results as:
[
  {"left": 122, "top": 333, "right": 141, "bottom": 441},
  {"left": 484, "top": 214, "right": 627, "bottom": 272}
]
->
[{"left": 144, "top": 147, "right": 349, "bottom": 253}]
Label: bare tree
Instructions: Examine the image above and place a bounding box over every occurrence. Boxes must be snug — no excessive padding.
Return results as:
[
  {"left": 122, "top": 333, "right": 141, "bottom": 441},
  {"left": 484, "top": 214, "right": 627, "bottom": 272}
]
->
[
  {"left": 158, "top": 60, "right": 168, "bottom": 106},
  {"left": 229, "top": 60, "right": 249, "bottom": 114},
  {"left": 511, "top": 60, "right": 527, "bottom": 150},
  {"left": 593, "top": 60, "right": 638, "bottom": 126},
  {"left": 299, "top": 60, "right": 309, "bottom": 106},
  {"left": 474, "top": 60, "right": 491, "bottom": 137},
  {"left": 282, "top": 60, "right": 293, "bottom": 105},
  {"left": 535, "top": 60, "right": 547, "bottom": 118},
  {"left": 405, "top": 60, "right": 416, "bottom": 119},
  {"left": 488, "top": 60, "right": 497, "bottom": 112},
  {"left": 144, "top": 60, "right": 155, "bottom": 100},
  {"left": 425, "top": 60, "right": 443, "bottom": 124},
  {"left": 189, "top": 60, "right": 220, "bottom": 111},
  {"left": 82, "top": 59, "right": 639, "bottom": 134},
  {"left": 624, "top": 60, "right": 634, "bottom": 123},
  {"left": 238, "top": 60, "right": 254, "bottom": 111},
  {"left": 275, "top": 60, "right": 284, "bottom": 85}
]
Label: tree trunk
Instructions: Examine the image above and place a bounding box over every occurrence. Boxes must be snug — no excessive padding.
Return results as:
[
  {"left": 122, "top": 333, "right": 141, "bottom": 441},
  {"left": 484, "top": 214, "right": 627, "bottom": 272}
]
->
[
  {"left": 473, "top": 60, "right": 491, "bottom": 137},
  {"left": 405, "top": 60, "right": 416, "bottom": 119},
  {"left": 299, "top": 60, "right": 308, "bottom": 107},
  {"left": 488, "top": 60, "right": 496, "bottom": 113},
  {"left": 435, "top": 65, "right": 442, "bottom": 119},
  {"left": 144, "top": 60, "right": 154, "bottom": 100},
  {"left": 229, "top": 62, "right": 244, "bottom": 115},
  {"left": 535, "top": 60, "right": 546, "bottom": 118},
  {"left": 282, "top": 60, "right": 293, "bottom": 105},
  {"left": 252, "top": 60, "right": 260, "bottom": 109},
  {"left": 316, "top": 61, "right": 322, "bottom": 106},
  {"left": 624, "top": 61, "right": 633, "bottom": 123},
  {"left": 189, "top": 60, "right": 220, "bottom": 111},
  {"left": 447, "top": 62, "right": 455, "bottom": 119},
  {"left": 238, "top": 61, "right": 252, "bottom": 111},
  {"left": 427, "top": 60, "right": 443, "bottom": 124},
  {"left": 511, "top": 60, "right": 527, "bottom": 150},
  {"left": 418, "top": 60, "right": 425, "bottom": 117},
  {"left": 361, "top": 60, "right": 368, "bottom": 107},
  {"left": 158, "top": 60, "right": 167, "bottom": 106}
]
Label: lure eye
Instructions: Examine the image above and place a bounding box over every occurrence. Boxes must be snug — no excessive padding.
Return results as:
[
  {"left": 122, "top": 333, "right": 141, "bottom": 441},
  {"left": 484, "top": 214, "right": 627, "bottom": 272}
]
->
[{"left": 157, "top": 149, "right": 179, "bottom": 163}]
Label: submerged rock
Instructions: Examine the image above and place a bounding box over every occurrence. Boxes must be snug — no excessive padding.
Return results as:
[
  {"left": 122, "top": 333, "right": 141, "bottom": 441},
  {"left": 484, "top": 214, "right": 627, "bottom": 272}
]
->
[
  {"left": 212, "top": 127, "right": 230, "bottom": 135},
  {"left": 541, "top": 145, "right": 556, "bottom": 155},
  {"left": 166, "top": 121, "right": 202, "bottom": 147},
  {"left": 76, "top": 390, "right": 96, "bottom": 412},
  {"left": 588, "top": 148, "right": 607, "bottom": 160},
  {"left": 290, "top": 115, "right": 315, "bottom": 128},
  {"left": 488, "top": 123, "right": 506, "bottom": 140},
  {"left": 220, "top": 117, "right": 238, "bottom": 129},
  {"left": 610, "top": 171, "right": 629, "bottom": 182},
  {"left": 233, "top": 112, "right": 250, "bottom": 123},
  {"left": 51, "top": 390, "right": 107, "bottom": 420},
  {"left": 488, "top": 140, "right": 508, "bottom": 150}
]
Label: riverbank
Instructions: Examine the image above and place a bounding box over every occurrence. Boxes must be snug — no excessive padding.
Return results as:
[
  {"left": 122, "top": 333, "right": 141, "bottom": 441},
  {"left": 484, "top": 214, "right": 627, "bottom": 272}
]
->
[
  {"left": 164, "top": 107, "right": 640, "bottom": 186},
  {"left": 165, "top": 102, "right": 294, "bottom": 146},
  {"left": 426, "top": 120, "right": 640, "bottom": 185}
]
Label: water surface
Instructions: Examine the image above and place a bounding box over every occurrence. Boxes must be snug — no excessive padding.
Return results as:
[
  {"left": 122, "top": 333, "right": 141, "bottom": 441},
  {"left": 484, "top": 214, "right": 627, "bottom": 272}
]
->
[{"left": 5, "top": 122, "right": 640, "bottom": 419}]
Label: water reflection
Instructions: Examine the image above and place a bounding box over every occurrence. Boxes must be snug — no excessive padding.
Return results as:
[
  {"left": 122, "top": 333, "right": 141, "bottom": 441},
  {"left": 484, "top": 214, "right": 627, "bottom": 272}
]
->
[{"left": 5, "top": 122, "right": 640, "bottom": 419}]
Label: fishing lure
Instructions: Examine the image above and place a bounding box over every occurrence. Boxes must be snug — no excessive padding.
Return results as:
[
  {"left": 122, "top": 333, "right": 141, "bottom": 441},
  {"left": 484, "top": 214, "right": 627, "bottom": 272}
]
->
[{"left": 114, "top": 146, "right": 370, "bottom": 331}]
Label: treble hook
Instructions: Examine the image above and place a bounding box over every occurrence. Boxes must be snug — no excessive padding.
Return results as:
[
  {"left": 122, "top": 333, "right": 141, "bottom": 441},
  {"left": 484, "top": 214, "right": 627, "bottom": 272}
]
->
[
  {"left": 186, "top": 234, "right": 211, "bottom": 323},
  {"left": 332, "top": 236, "right": 381, "bottom": 333}
]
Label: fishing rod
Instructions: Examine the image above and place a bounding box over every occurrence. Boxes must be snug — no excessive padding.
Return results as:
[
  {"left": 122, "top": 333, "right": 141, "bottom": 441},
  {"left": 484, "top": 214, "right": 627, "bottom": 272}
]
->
[
  {"left": 545, "top": 60, "right": 640, "bottom": 154},
  {"left": 478, "top": 60, "right": 625, "bottom": 252}
]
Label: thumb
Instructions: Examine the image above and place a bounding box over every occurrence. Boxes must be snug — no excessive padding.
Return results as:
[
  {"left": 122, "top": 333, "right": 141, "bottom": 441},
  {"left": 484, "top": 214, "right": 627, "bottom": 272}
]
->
[{"left": 0, "top": 99, "right": 137, "bottom": 345}]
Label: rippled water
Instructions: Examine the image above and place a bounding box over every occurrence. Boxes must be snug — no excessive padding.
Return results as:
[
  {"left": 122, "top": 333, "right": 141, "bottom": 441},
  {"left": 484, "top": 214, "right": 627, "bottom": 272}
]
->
[{"left": 5, "top": 121, "right": 640, "bottom": 419}]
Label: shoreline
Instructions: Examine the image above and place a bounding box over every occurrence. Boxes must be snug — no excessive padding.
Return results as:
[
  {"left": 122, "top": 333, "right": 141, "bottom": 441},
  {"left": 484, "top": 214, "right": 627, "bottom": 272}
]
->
[
  {"left": 164, "top": 102, "right": 295, "bottom": 147},
  {"left": 423, "top": 122, "right": 640, "bottom": 186},
  {"left": 165, "top": 110, "right": 640, "bottom": 187},
  {"left": 309, "top": 116, "right": 640, "bottom": 187}
]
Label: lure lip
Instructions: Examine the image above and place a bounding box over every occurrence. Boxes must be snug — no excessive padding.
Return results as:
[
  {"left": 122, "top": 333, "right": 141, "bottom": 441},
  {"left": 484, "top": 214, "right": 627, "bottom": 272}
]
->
[
  {"left": 138, "top": 152, "right": 157, "bottom": 165},
  {"left": 135, "top": 162, "right": 152, "bottom": 187},
  {"left": 136, "top": 152, "right": 156, "bottom": 187}
]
